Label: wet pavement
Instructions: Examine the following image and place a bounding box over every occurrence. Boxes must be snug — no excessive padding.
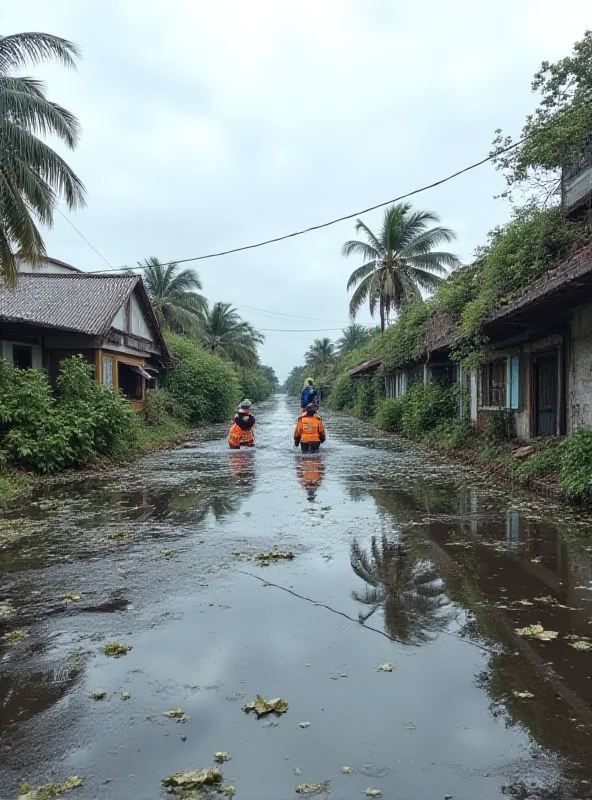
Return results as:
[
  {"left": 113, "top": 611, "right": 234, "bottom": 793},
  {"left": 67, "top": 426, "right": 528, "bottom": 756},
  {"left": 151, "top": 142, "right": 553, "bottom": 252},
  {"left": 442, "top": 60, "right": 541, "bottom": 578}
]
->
[{"left": 1, "top": 397, "right": 592, "bottom": 800}]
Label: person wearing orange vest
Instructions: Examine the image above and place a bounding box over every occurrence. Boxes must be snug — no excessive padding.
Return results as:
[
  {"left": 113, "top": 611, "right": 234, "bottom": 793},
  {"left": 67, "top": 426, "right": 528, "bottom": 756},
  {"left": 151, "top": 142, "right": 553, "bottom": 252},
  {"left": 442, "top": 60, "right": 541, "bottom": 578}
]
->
[
  {"left": 228, "top": 400, "right": 256, "bottom": 448},
  {"left": 294, "top": 403, "right": 326, "bottom": 453}
]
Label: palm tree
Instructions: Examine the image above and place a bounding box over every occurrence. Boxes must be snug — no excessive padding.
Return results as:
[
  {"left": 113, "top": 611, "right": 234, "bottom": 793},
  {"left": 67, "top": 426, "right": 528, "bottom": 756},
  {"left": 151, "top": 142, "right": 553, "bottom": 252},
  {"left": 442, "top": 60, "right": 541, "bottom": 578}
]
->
[
  {"left": 350, "top": 534, "right": 454, "bottom": 645},
  {"left": 337, "top": 324, "right": 372, "bottom": 357},
  {"left": 201, "top": 302, "right": 263, "bottom": 369},
  {"left": 305, "top": 337, "right": 335, "bottom": 376},
  {"left": 134, "top": 257, "right": 206, "bottom": 334},
  {"left": 0, "top": 31, "right": 86, "bottom": 286},
  {"left": 342, "top": 203, "right": 458, "bottom": 332}
]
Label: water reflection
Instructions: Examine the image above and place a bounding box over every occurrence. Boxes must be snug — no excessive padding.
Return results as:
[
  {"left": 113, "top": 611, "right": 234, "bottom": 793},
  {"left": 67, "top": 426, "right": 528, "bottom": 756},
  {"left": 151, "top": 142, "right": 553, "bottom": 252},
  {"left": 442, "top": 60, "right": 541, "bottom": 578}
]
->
[
  {"left": 295, "top": 455, "right": 325, "bottom": 503},
  {"left": 350, "top": 534, "right": 454, "bottom": 644}
]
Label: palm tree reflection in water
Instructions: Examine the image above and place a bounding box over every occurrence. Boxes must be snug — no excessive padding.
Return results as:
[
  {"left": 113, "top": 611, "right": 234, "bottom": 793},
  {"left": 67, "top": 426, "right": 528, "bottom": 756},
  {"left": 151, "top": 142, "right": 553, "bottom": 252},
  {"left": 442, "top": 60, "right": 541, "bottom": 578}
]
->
[{"left": 350, "top": 534, "right": 455, "bottom": 645}]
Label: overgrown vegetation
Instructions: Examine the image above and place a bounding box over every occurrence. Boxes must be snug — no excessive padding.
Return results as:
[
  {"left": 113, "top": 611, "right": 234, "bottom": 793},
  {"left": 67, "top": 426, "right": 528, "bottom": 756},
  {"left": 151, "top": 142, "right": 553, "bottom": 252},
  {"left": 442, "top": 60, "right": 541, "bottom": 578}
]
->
[{"left": 374, "top": 383, "right": 458, "bottom": 438}]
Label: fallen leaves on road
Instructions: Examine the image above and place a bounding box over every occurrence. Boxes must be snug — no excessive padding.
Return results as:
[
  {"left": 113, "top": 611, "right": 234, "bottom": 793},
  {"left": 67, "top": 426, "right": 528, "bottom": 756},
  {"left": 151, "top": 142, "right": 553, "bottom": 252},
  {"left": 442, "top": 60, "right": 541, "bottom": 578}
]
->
[
  {"left": 214, "top": 752, "right": 231, "bottom": 763},
  {"left": 164, "top": 707, "right": 190, "bottom": 723},
  {"left": 243, "top": 695, "right": 288, "bottom": 717},
  {"left": 0, "top": 600, "right": 15, "bottom": 620},
  {"left": 3, "top": 629, "right": 27, "bottom": 645},
  {"left": 364, "top": 790, "right": 382, "bottom": 797},
  {"left": 90, "top": 691, "right": 107, "bottom": 701},
  {"left": 62, "top": 593, "right": 81, "bottom": 602},
  {"left": 377, "top": 663, "right": 394, "bottom": 672},
  {"left": 161, "top": 768, "right": 222, "bottom": 793},
  {"left": 105, "top": 531, "right": 129, "bottom": 541},
  {"left": 515, "top": 624, "right": 558, "bottom": 641},
  {"left": 295, "top": 781, "right": 330, "bottom": 794},
  {"left": 18, "top": 776, "right": 84, "bottom": 799},
  {"left": 299, "top": 721, "right": 311, "bottom": 728},
  {"left": 103, "top": 642, "right": 132, "bottom": 657},
  {"left": 256, "top": 546, "right": 295, "bottom": 565},
  {"left": 513, "top": 691, "right": 535, "bottom": 698}
]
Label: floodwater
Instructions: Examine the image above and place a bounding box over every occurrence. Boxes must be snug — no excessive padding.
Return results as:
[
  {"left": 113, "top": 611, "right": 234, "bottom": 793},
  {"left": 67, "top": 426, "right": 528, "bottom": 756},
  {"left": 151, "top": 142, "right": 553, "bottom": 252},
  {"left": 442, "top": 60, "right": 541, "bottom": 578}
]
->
[{"left": 1, "top": 398, "right": 592, "bottom": 800}]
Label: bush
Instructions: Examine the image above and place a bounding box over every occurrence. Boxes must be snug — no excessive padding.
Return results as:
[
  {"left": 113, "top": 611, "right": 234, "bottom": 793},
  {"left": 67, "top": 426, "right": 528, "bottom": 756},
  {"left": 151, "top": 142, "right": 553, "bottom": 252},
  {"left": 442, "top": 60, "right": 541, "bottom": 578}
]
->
[
  {"left": 327, "top": 373, "right": 355, "bottom": 412},
  {"left": 143, "top": 388, "right": 187, "bottom": 427},
  {"left": 400, "top": 382, "right": 458, "bottom": 437},
  {"left": 428, "top": 418, "right": 476, "bottom": 449},
  {"left": 375, "top": 399, "right": 404, "bottom": 432},
  {"left": 239, "top": 369, "right": 273, "bottom": 404},
  {"left": 483, "top": 409, "right": 514, "bottom": 443},
  {"left": 164, "top": 334, "right": 239, "bottom": 424},
  {"left": 559, "top": 429, "right": 592, "bottom": 499},
  {"left": 514, "top": 440, "right": 561, "bottom": 480}
]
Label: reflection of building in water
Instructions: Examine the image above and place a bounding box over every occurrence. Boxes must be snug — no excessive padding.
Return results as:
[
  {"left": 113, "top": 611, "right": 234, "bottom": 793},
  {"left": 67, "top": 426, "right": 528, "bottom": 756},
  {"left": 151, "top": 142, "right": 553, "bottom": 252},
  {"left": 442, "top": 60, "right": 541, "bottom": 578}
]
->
[{"left": 295, "top": 455, "right": 325, "bottom": 502}]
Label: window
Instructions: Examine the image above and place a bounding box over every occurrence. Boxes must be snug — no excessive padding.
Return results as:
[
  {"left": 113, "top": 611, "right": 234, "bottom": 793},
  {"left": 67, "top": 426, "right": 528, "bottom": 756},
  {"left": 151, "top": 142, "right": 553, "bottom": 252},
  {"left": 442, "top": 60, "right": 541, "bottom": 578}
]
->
[
  {"left": 12, "top": 345, "right": 32, "bottom": 369},
  {"left": 102, "top": 356, "right": 114, "bottom": 389},
  {"left": 395, "top": 371, "right": 408, "bottom": 397},
  {"left": 480, "top": 359, "right": 507, "bottom": 408},
  {"left": 118, "top": 362, "right": 144, "bottom": 401}
]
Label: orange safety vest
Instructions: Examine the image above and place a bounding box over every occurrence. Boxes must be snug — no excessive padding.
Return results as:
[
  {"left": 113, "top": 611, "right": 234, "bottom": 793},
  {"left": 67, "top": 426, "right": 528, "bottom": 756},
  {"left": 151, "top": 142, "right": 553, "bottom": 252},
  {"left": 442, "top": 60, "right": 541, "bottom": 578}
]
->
[
  {"left": 228, "top": 422, "right": 255, "bottom": 447},
  {"left": 295, "top": 414, "right": 325, "bottom": 443}
]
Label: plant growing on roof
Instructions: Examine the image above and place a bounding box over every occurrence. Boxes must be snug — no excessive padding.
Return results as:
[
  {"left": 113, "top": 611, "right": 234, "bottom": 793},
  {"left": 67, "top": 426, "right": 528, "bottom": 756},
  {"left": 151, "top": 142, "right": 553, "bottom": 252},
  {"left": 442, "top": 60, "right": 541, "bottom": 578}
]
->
[
  {"left": 342, "top": 203, "right": 458, "bottom": 333},
  {"left": 0, "top": 31, "right": 86, "bottom": 287},
  {"left": 132, "top": 257, "right": 207, "bottom": 334}
]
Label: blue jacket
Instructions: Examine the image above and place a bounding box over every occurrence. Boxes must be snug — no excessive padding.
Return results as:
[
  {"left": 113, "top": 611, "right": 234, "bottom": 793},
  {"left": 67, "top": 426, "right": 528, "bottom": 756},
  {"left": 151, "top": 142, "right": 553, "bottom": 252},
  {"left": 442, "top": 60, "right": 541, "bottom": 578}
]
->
[{"left": 301, "top": 386, "right": 318, "bottom": 408}]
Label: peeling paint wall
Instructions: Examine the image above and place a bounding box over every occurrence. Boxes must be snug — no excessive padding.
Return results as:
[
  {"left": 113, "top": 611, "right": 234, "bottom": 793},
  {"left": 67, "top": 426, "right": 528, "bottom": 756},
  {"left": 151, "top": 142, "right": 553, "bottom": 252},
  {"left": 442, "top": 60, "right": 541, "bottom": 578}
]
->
[{"left": 568, "top": 304, "right": 592, "bottom": 430}]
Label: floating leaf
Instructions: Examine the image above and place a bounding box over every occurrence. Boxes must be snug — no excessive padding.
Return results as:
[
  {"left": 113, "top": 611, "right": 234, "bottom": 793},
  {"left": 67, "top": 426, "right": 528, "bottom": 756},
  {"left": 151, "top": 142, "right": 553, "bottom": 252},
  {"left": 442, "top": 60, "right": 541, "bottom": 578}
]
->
[
  {"left": 299, "top": 721, "right": 311, "bottom": 728},
  {"left": 18, "top": 776, "right": 84, "bottom": 799},
  {"left": 225, "top": 787, "right": 236, "bottom": 797},
  {"left": 0, "top": 600, "right": 15, "bottom": 620},
  {"left": 569, "top": 638, "right": 592, "bottom": 651},
  {"left": 3, "top": 629, "right": 27, "bottom": 645},
  {"left": 377, "top": 663, "right": 394, "bottom": 672},
  {"left": 295, "top": 781, "right": 330, "bottom": 794},
  {"left": 517, "top": 599, "right": 533, "bottom": 606},
  {"left": 161, "top": 768, "right": 222, "bottom": 792},
  {"left": 214, "top": 752, "right": 231, "bottom": 763},
  {"left": 256, "top": 546, "right": 295, "bottom": 564},
  {"left": 164, "top": 707, "right": 190, "bottom": 723},
  {"left": 243, "top": 694, "right": 288, "bottom": 717},
  {"left": 91, "top": 691, "right": 107, "bottom": 701},
  {"left": 121, "top": 692, "right": 131, "bottom": 701},
  {"left": 103, "top": 642, "right": 132, "bottom": 657},
  {"left": 364, "top": 790, "right": 382, "bottom": 798},
  {"left": 62, "top": 593, "right": 81, "bottom": 602},
  {"left": 341, "top": 767, "right": 355, "bottom": 774},
  {"left": 515, "top": 624, "right": 558, "bottom": 641},
  {"left": 513, "top": 691, "right": 535, "bottom": 698}
]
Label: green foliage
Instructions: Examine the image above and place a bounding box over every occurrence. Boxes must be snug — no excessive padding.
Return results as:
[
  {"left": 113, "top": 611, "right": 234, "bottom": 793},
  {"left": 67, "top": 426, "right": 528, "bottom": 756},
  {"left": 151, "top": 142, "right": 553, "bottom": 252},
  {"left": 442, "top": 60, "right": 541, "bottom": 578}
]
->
[
  {"left": 239, "top": 369, "right": 273, "bottom": 403},
  {"left": 381, "top": 303, "right": 430, "bottom": 371},
  {"left": 164, "top": 333, "right": 239, "bottom": 424},
  {"left": 353, "top": 375, "right": 380, "bottom": 419},
  {"left": 399, "top": 382, "right": 458, "bottom": 438},
  {"left": 483, "top": 409, "right": 514, "bottom": 443},
  {"left": 327, "top": 373, "right": 355, "bottom": 411},
  {"left": 133, "top": 257, "right": 206, "bottom": 334},
  {"left": 282, "top": 366, "right": 305, "bottom": 397},
  {"left": 514, "top": 440, "right": 561, "bottom": 480},
  {"left": 425, "top": 418, "right": 476, "bottom": 449},
  {"left": 559, "top": 429, "right": 592, "bottom": 499},
  {"left": 200, "top": 302, "right": 263, "bottom": 369},
  {"left": 143, "top": 388, "right": 187, "bottom": 427},
  {"left": 374, "top": 398, "right": 404, "bottom": 432}
]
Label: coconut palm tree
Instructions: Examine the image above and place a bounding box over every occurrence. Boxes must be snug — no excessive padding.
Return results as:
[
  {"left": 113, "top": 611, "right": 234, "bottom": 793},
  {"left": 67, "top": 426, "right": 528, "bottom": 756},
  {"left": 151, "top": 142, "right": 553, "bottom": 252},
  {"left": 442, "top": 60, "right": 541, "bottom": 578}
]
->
[
  {"left": 0, "top": 31, "right": 86, "bottom": 286},
  {"left": 305, "top": 337, "right": 335, "bottom": 376},
  {"left": 337, "top": 324, "right": 372, "bottom": 357},
  {"left": 342, "top": 203, "right": 458, "bottom": 332},
  {"left": 201, "top": 302, "right": 263, "bottom": 369},
  {"left": 133, "top": 257, "right": 206, "bottom": 334},
  {"left": 350, "top": 534, "right": 454, "bottom": 645}
]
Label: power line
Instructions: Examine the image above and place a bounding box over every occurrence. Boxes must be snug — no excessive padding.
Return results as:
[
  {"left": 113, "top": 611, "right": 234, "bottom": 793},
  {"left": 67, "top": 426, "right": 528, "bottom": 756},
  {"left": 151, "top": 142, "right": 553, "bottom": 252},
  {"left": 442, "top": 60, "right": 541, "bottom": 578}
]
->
[
  {"left": 74, "top": 134, "right": 526, "bottom": 276},
  {"left": 235, "top": 304, "right": 373, "bottom": 326},
  {"left": 56, "top": 208, "right": 114, "bottom": 270}
]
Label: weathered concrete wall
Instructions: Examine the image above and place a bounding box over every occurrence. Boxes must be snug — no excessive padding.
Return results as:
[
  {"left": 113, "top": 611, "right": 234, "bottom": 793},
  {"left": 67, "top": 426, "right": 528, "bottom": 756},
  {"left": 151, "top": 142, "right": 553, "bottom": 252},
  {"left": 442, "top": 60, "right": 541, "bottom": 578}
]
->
[{"left": 568, "top": 304, "right": 592, "bottom": 430}]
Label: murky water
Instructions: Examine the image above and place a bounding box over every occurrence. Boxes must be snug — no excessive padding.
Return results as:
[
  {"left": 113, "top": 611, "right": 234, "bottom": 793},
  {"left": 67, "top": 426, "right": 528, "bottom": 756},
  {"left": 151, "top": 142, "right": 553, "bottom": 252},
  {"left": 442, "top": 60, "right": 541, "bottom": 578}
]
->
[{"left": 1, "top": 397, "right": 592, "bottom": 799}]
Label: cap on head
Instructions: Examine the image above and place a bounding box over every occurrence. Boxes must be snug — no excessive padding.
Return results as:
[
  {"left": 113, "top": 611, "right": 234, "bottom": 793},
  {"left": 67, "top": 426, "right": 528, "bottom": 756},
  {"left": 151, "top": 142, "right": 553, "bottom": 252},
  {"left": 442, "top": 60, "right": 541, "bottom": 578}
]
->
[
  {"left": 307, "top": 377, "right": 314, "bottom": 386},
  {"left": 305, "top": 403, "right": 316, "bottom": 415},
  {"left": 239, "top": 399, "right": 252, "bottom": 409}
]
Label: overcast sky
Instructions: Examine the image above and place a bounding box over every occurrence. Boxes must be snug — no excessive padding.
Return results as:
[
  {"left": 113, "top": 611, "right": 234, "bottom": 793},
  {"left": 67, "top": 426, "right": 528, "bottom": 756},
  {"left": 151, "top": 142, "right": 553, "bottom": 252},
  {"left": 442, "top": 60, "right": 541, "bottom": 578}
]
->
[{"left": 3, "top": 1, "right": 590, "bottom": 379}]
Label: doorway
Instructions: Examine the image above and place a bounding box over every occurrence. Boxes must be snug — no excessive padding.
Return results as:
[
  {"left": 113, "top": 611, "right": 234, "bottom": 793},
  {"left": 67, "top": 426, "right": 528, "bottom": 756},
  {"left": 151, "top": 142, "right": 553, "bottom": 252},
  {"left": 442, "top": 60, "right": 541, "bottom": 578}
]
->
[{"left": 533, "top": 352, "right": 559, "bottom": 437}]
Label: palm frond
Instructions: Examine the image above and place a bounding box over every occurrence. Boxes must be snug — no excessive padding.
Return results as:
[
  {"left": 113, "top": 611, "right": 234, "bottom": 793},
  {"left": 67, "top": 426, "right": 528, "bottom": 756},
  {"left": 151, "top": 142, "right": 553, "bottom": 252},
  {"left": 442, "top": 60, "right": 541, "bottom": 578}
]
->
[
  {"left": 346, "top": 260, "right": 376, "bottom": 290},
  {"left": 0, "top": 32, "right": 80, "bottom": 74},
  {"left": 341, "top": 239, "right": 380, "bottom": 262},
  {"left": 348, "top": 274, "right": 374, "bottom": 319}
]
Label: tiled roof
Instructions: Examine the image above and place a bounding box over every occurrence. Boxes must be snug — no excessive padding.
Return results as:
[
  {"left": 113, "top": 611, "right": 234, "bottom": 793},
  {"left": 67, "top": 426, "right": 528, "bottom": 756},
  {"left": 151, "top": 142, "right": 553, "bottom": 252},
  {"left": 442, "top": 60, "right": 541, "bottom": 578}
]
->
[
  {"left": 0, "top": 274, "right": 138, "bottom": 336},
  {"left": 349, "top": 358, "right": 382, "bottom": 377}
]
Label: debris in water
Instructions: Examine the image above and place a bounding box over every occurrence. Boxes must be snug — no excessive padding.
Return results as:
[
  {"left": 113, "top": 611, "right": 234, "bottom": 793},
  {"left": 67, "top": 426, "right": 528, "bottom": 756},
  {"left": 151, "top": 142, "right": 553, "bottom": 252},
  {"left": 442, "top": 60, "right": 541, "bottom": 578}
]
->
[
  {"left": 0, "top": 600, "right": 15, "bottom": 620},
  {"left": 214, "top": 752, "right": 231, "bottom": 763},
  {"left": 515, "top": 624, "right": 558, "bottom": 641},
  {"left": 377, "top": 663, "right": 394, "bottom": 672},
  {"left": 105, "top": 531, "right": 130, "bottom": 541},
  {"left": 164, "top": 707, "right": 190, "bottom": 723},
  {"left": 225, "top": 787, "right": 236, "bottom": 797},
  {"left": 567, "top": 637, "right": 592, "bottom": 651},
  {"left": 103, "top": 642, "right": 132, "bottom": 657},
  {"left": 517, "top": 599, "right": 533, "bottom": 606},
  {"left": 121, "top": 692, "right": 131, "bottom": 701},
  {"left": 513, "top": 691, "right": 535, "bottom": 698},
  {"left": 256, "top": 546, "right": 295, "bottom": 565},
  {"left": 161, "top": 768, "right": 222, "bottom": 793},
  {"left": 160, "top": 549, "right": 179, "bottom": 560},
  {"left": 341, "top": 767, "right": 355, "bottom": 774},
  {"left": 364, "top": 790, "right": 382, "bottom": 797},
  {"left": 295, "top": 781, "right": 330, "bottom": 794},
  {"left": 18, "top": 776, "right": 84, "bottom": 799},
  {"left": 91, "top": 691, "right": 107, "bottom": 701},
  {"left": 3, "top": 629, "right": 27, "bottom": 645},
  {"left": 62, "top": 593, "right": 81, "bottom": 602},
  {"left": 299, "top": 721, "right": 311, "bottom": 728},
  {"left": 293, "top": 768, "right": 302, "bottom": 776},
  {"left": 243, "top": 695, "right": 288, "bottom": 717}
]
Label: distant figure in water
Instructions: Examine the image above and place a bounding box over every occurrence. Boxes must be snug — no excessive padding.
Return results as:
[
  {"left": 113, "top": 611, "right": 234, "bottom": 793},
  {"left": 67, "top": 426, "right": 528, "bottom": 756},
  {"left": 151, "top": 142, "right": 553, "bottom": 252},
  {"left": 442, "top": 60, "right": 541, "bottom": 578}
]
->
[
  {"left": 301, "top": 377, "right": 318, "bottom": 413},
  {"left": 294, "top": 403, "right": 326, "bottom": 453},
  {"left": 228, "top": 399, "right": 256, "bottom": 448}
]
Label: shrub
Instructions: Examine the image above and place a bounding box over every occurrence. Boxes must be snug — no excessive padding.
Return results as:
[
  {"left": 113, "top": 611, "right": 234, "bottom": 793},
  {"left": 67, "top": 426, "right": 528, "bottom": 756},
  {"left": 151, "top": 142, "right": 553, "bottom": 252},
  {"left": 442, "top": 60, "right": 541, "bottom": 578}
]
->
[
  {"left": 353, "top": 377, "right": 379, "bottom": 419},
  {"left": 559, "top": 429, "right": 592, "bottom": 499},
  {"left": 375, "top": 399, "right": 404, "bottom": 432},
  {"left": 327, "top": 373, "right": 355, "bottom": 412},
  {"left": 239, "top": 369, "right": 273, "bottom": 403},
  {"left": 428, "top": 418, "right": 476, "bottom": 449},
  {"left": 164, "top": 333, "right": 239, "bottom": 424},
  {"left": 514, "top": 440, "right": 561, "bottom": 480},
  {"left": 143, "top": 388, "right": 187, "bottom": 427},
  {"left": 483, "top": 409, "right": 514, "bottom": 443},
  {"left": 400, "top": 382, "right": 457, "bottom": 437}
]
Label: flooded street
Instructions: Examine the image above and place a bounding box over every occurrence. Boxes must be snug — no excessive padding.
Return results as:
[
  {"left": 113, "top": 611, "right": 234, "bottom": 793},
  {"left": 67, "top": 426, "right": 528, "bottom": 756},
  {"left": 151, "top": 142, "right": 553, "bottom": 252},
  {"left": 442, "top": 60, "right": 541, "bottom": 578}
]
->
[{"left": 1, "top": 396, "right": 592, "bottom": 800}]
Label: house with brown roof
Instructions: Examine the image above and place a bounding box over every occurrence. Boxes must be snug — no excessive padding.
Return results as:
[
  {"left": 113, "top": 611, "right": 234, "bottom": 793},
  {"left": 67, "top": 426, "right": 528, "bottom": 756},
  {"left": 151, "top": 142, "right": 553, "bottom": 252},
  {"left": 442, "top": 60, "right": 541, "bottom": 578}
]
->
[{"left": 0, "top": 259, "right": 171, "bottom": 408}]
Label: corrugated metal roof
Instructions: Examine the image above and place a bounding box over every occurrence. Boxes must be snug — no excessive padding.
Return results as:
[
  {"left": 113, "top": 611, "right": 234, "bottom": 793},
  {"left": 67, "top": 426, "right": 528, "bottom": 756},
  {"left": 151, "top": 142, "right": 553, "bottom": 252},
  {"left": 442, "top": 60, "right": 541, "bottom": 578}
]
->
[
  {"left": 349, "top": 358, "right": 382, "bottom": 377},
  {"left": 0, "top": 274, "right": 138, "bottom": 335}
]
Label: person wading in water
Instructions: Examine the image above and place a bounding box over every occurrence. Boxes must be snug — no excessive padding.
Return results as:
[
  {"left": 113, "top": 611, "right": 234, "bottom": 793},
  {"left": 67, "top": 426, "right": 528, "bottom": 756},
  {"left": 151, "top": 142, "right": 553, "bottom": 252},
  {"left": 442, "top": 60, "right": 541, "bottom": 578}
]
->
[{"left": 294, "top": 403, "right": 326, "bottom": 453}]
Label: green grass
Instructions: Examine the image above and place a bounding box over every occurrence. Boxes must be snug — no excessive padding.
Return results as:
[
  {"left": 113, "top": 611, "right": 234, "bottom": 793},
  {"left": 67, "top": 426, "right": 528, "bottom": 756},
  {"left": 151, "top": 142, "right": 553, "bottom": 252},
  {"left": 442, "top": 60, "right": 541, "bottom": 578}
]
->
[{"left": 0, "top": 471, "right": 34, "bottom": 508}]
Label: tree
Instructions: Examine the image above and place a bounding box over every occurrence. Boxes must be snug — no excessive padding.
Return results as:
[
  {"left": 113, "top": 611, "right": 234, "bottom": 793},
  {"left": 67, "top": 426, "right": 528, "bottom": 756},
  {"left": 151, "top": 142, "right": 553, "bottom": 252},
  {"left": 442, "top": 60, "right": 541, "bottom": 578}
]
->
[
  {"left": 337, "top": 324, "right": 372, "bottom": 356},
  {"left": 305, "top": 337, "right": 335, "bottom": 376},
  {"left": 283, "top": 365, "right": 304, "bottom": 396},
  {"left": 259, "top": 365, "right": 279, "bottom": 389},
  {"left": 350, "top": 535, "right": 454, "bottom": 645},
  {"left": 134, "top": 256, "right": 206, "bottom": 334},
  {"left": 342, "top": 203, "right": 457, "bottom": 332},
  {"left": 492, "top": 31, "right": 592, "bottom": 205},
  {"left": 0, "top": 31, "right": 86, "bottom": 286},
  {"left": 201, "top": 302, "right": 264, "bottom": 369}
]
